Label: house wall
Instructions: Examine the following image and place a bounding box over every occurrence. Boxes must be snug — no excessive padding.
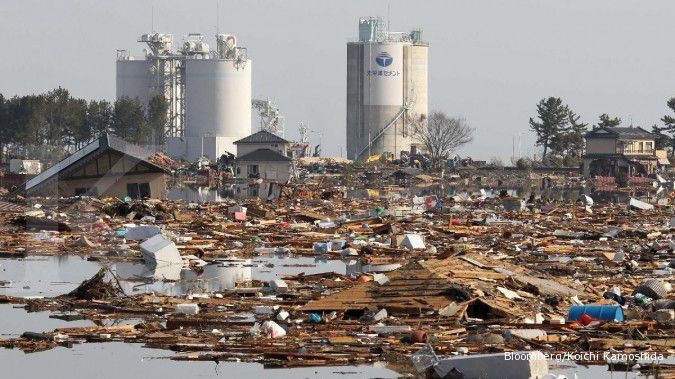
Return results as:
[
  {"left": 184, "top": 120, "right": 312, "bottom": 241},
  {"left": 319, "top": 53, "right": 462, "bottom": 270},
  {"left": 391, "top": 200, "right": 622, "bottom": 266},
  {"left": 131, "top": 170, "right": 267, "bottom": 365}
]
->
[
  {"left": 620, "top": 139, "right": 654, "bottom": 155},
  {"left": 235, "top": 161, "right": 292, "bottom": 181},
  {"left": 585, "top": 138, "right": 616, "bottom": 154},
  {"left": 28, "top": 172, "right": 167, "bottom": 199},
  {"left": 60, "top": 173, "right": 166, "bottom": 198},
  {"left": 26, "top": 152, "right": 167, "bottom": 199},
  {"left": 237, "top": 143, "right": 288, "bottom": 157}
]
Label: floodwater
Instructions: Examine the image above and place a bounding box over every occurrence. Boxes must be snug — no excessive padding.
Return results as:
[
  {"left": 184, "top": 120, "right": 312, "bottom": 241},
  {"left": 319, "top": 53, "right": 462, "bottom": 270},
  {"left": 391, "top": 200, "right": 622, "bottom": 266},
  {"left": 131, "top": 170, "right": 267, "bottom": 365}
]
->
[
  {"left": 0, "top": 334, "right": 397, "bottom": 379},
  {"left": 0, "top": 305, "right": 668, "bottom": 379},
  {"left": 165, "top": 179, "right": 652, "bottom": 208},
  {"left": 0, "top": 304, "right": 93, "bottom": 337},
  {"left": 550, "top": 359, "right": 675, "bottom": 378},
  {"left": 1, "top": 256, "right": 672, "bottom": 378},
  {"left": 112, "top": 255, "right": 355, "bottom": 296},
  {"left": 0, "top": 254, "right": 362, "bottom": 298},
  {"left": 167, "top": 184, "right": 258, "bottom": 202},
  {"left": 167, "top": 185, "right": 235, "bottom": 203},
  {"left": 167, "top": 182, "right": 588, "bottom": 204},
  {"left": 0, "top": 255, "right": 101, "bottom": 297},
  {"left": 0, "top": 256, "right": 399, "bottom": 378}
]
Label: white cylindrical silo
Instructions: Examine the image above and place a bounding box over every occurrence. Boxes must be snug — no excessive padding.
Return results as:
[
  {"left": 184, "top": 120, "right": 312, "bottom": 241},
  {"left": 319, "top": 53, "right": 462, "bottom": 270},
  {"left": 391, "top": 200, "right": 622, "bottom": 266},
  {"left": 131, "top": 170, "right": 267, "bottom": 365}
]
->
[
  {"left": 115, "top": 60, "right": 152, "bottom": 104},
  {"left": 346, "top": 18, "right": 429, "bottom": 161},
  {"left": 362, "top": 42, "right": 404, "bottom": 107},
  {"left": 184, "top": 58, "right": 252, "bottom": 160}
]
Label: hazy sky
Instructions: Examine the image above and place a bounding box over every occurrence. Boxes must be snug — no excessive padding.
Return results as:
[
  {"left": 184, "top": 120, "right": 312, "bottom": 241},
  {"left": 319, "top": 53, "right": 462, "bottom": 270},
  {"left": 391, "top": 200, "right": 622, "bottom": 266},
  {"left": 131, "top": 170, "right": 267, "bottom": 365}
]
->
[{"left": 1, "top": 0, "right": 674, "bottom": 160}]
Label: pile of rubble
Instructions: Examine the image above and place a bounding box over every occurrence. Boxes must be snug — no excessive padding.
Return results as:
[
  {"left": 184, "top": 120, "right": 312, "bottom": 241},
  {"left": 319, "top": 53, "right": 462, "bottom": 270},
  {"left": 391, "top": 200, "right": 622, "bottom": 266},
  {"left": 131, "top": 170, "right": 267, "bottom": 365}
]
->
[{"left": 0, "top": 182, "right": 673, "bottom": 377}]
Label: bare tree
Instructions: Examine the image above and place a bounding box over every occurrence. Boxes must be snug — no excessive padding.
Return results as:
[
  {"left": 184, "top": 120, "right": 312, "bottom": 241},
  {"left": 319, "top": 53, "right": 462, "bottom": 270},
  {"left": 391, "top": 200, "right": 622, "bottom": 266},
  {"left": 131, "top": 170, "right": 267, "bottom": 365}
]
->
[{"left": 411, "top": 111, "right": 473, "bottom": 167}]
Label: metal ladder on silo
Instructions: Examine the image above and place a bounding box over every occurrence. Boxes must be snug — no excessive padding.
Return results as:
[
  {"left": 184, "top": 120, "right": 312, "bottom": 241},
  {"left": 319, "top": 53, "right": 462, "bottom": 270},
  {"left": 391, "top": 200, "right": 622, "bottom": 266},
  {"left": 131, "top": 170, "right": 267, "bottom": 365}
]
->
[{"left": 356, "top": 95, "right": 416, "bottom": 161}]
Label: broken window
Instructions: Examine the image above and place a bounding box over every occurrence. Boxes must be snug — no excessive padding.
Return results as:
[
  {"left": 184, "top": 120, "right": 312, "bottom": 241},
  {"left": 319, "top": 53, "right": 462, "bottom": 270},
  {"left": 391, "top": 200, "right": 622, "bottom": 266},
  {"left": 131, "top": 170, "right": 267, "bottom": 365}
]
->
[
  {"left": 247, "top": 165, "right": 259, "bottom": 178},
  {"left": 127, "top": 182, "right": 151, "bottom": 199}
]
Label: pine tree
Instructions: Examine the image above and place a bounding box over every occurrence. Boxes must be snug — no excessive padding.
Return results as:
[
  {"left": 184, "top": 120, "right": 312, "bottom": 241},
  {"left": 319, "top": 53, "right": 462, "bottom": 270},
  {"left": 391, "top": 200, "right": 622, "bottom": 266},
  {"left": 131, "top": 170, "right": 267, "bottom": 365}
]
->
[
  {"left": 112, "top": 97, "right": 149, "bottom": 145},
  {"left": 566, "top": 111, "right": 588, "bottom": 159},
  {"left": 146, "top": 94, "right": 169, "bottom": 146},
  {"left": 529, "top": 97, "right": 570, "bottom": 162},
  {"left": 597, "top": 113, "right": 621, "bottom": 128},
  {"left": 651, "top": 124, "right": 671, "bottom": 150},
  {"left": 660, "top": 97, "right": 675, "bottom": 153}
]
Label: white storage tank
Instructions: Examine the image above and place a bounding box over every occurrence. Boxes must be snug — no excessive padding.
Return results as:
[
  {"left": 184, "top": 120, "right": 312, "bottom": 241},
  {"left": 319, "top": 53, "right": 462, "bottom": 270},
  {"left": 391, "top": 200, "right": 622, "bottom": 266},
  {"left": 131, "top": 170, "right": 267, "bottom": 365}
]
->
[
  {"left": 184, "top": 58, "right": 252, "bottom": 161},
  {"left": 346, "top": 17, "right": 429, "bottom": 161},
  {"left": 115, "top": 59, "right": 152, "bottom": 104},
  {"left": 115, "top": 32, "right": 253, "bottom": 162}
]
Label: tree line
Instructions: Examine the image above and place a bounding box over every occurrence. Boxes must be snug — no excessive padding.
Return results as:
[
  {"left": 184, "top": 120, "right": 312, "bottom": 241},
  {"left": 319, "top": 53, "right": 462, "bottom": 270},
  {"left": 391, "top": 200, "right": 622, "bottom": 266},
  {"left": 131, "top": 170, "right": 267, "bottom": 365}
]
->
[
  {"left": 0, "top": 88, "right": 168, "bottom": 163},
  {"left": 529, "top": 96, "right": 675, "bottom": 165}
]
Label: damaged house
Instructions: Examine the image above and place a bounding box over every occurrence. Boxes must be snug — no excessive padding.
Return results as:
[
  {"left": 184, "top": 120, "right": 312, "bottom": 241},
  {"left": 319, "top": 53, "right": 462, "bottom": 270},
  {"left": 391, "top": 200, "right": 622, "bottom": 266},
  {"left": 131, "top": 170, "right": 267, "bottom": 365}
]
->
[
  {"left": 13, "top": 134, "right": 168, "bottom": 199},
  {"left": 582, "top": 126, "right": 666, "bottom": 177},
  {"left": 233, "top": 130, "right": 294, "bottom": 182},
  {"left": 302, "top": 253, "right": 587, "bottom": 321}
]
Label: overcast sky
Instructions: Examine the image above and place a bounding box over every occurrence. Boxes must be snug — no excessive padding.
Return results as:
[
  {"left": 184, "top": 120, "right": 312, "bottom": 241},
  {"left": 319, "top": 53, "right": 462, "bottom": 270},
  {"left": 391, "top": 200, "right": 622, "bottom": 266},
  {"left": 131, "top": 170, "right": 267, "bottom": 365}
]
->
[{"left": 1, "top": 0, "right": 674, "bottom": 160}]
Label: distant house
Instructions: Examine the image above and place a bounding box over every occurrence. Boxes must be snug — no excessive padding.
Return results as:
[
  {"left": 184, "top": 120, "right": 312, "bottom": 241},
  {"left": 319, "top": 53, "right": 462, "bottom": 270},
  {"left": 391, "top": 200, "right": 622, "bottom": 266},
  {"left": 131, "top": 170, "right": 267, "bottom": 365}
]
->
[
  {"left": 582, "top": 126, "right": 664, "bottom": 177},
  {"left": 14, "top": 134, "right": 168, "bottom": 199},
  {"left": 233, "top": 130, "right": 294, "bottom": 182},
  {"left": 389, "top": 167, "right": 423, "bottom": 185}
]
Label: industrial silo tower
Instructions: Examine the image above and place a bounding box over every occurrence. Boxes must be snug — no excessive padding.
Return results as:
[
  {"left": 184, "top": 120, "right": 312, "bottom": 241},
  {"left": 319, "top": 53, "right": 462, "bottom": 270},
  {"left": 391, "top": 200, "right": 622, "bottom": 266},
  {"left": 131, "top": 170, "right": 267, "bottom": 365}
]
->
[
  {"left": 116, "top": 32, "right": 251, "bottom": 161},
  {"left": 182, "top": 34, "right": 252, "bottom": 161},
  {"left": 346, "top": 17, "right": 428, "bottom": 160},
  {"left": 116, "top": 33, "right": 183, "bottom": 141}
]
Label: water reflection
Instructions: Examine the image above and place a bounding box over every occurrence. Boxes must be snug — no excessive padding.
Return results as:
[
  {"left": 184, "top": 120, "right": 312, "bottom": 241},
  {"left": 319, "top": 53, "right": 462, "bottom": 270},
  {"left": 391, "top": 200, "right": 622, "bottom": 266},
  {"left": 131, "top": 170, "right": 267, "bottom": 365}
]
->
[
  {"left": 0, "top": 304, "right": 94, "bottom": 337},
  {"left": 111, "top": 256, "right": 352, "bottom": 296},
  {"left": 167, "top": 183, "right": 279, "bottom": 203},
  {"left": 0, "top": 341, "right": 399, "bottom": 379},
  {"left": 179, "top": 259, "right": 253, "bottom": 292},
  {"left": 1, "top": 254, "right": 402, "bottom": 298},
  {"left": 167, "top": 185, "right": 234, "bottom": 203},
  {"left": 111, "top": 260, "right": 252, "bottom": 296},
  {"left": 114, "top": 261, "right": 183, "bottom": 281},
  {"left": 550, "top": 359, "right": 675, "bottom": 378},
  {"left": 0, "top": 256, "right": 101, "bottom": 298}
]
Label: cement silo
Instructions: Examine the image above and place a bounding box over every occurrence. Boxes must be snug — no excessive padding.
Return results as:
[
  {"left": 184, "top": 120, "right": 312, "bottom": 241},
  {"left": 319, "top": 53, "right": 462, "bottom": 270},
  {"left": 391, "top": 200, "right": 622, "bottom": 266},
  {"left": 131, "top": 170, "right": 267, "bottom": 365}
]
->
[
  {"left": 115, "top": 57, "right": 152, "bottom": 106},
  {"left": 183, "top": 36, "right": 252, "bottom": 161},
  {"left": 116, "top": 33, "right": 183, "bottom": 143},
  {"left": 346, "top": 17, "right": 428, "bottom": 160},
  {"left": 116, "top": 32, "right": 251, "bottom": 161}
]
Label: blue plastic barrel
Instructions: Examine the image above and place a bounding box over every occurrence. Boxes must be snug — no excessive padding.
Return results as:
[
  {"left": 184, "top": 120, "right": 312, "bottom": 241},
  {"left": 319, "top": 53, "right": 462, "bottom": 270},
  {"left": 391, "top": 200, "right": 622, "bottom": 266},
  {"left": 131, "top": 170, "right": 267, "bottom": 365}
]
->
[
  {"left": 313, "top": 242, "right": 331, "bottom": 253},
  {"left": 309, "top": 313, "right": 322, "bottom": 323},
  {"left": 568, "top": 305, "right": 624, "bottom": 322}
]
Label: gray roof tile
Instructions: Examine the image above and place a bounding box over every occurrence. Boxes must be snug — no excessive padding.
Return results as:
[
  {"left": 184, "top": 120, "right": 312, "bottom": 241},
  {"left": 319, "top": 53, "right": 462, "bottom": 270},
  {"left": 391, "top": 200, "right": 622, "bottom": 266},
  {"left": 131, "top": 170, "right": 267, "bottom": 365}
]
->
[
  {"left": 235, "top": 148, "right": 292, "bottom": 162},
  {"left": 234, "top": 130, "right": 290, "bottom": 144}
]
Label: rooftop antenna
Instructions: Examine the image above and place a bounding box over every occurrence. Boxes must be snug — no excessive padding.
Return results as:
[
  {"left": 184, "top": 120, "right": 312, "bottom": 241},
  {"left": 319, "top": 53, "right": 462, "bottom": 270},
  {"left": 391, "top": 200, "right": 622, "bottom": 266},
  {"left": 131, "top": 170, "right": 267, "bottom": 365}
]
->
[
  {"left": 387, "top": 1, "right": 391, "bottom": 32},
  {"left": 151, "top": 5, "right": 155, "bottom": 32},
  {"left": 216, "top": 0, "right": 220, "bottom": 34}
]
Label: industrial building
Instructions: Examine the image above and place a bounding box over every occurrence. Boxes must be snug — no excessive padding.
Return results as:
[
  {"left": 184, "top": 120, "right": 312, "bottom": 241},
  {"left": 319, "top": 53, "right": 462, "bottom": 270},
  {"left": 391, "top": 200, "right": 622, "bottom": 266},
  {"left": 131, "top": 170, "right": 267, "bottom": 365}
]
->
[
  {"left": 346, "top": 17, "right": 428, "bottom": 161},
  {"left": 116, "top": 32, "right": 253, "bottom": 162}
]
